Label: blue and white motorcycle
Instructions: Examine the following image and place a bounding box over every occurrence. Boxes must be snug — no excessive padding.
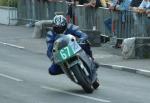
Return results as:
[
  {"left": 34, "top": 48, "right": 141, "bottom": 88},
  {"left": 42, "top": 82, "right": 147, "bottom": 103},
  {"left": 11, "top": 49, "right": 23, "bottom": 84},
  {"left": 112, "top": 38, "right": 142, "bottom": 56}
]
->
[{"left": 52, "top": 34, "right": 99, "bottom": 93}]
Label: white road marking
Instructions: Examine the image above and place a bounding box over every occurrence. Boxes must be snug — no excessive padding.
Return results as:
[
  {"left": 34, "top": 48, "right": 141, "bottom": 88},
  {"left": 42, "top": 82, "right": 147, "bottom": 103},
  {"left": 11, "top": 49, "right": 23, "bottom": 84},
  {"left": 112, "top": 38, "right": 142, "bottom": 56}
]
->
[
  {"left": 0, "top": 41, "right": 24, "bottom": 49},
  {"left": 0, "top": 73, "right": 23, "bottom": 82},
  {"left": 41, "top": 86, "right": 111, "bottom": 103},
  {"left": 93, "top": 54, "right": 113, "bottom": 59},
  {"left": 138, "top": 69, "right": 150, "bottom": 73}
]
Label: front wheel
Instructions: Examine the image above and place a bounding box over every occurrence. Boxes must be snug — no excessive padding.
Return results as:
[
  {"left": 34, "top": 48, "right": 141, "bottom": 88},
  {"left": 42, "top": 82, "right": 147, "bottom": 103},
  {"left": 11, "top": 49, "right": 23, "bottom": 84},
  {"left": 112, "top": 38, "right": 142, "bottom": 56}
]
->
[{"left": 71, "top": 64, "right": 94, "bottom": 93}]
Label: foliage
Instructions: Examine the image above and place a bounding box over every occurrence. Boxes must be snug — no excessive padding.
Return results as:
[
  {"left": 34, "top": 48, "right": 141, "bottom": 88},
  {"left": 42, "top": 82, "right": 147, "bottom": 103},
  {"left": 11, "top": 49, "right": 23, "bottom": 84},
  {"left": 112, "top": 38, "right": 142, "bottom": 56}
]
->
[{"left": 0, "top": 0, "right": 18, "bottom": 7}]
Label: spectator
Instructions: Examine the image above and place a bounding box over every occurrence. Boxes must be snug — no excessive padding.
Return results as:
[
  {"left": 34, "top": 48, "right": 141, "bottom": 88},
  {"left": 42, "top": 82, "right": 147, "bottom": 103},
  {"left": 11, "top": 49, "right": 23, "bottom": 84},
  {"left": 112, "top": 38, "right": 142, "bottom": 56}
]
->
[
  {"left": 129, "top": 0, "right": 143, "bottom": 36},
  {"left": 47, "top": 0, "right": 63, "bottom": 2},
  {"left": 104, "top": 0, "right": 132, "bottom": 48},
  {"left": 48, "top": 0, "right": 89, "bottom": 24},
  {"left": 105, "top": 0, "right": 113, "bottom": 7},
  {"left": 132, "top": 0, "right": 150, "bottom": 36},
  {"left": 66, "top": 0, "right": 90, "bottom": 24},
  {"left": 77, "top": 0, "right": 89, "bottom": 5},
  {"left": 84, "top": 0, "right": 107, "bottom": 8},
  {"left": 105, "top": 0, "right": 131, "bottom": 30},
  {"left": 37, "top": 0, "right": 60, "bottom": 2},
  {"left": 132, "top": 0, "right": 150, "bottom": 13},
  {"left": 104, "top": 0, "right": 132, "bottom": 34},
  {"left": 37, "top": 0, "right": 48, "bottom": 2},
  {"left": 109, "top": 0, "right": 132, "bottom": 11},
  {"left": 65, "top": 0, "right": 74, "bottom": 23},
  {"left": 130, "top": 0, "right": 142, "bottom": 7}
]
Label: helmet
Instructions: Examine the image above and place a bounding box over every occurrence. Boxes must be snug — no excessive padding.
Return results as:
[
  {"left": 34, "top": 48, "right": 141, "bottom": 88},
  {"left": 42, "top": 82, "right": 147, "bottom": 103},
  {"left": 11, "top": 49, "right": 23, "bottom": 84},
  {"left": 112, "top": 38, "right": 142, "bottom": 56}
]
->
[{"left": 53, "top": 15, "right": 67, "bottom": 34}]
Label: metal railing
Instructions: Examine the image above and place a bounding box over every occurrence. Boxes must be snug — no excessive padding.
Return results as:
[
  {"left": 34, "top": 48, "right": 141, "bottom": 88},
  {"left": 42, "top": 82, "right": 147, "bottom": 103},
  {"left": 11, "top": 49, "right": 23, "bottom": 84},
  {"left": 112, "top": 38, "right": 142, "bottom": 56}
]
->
[
  {"left": 111, "top": 10, "right": 150, "bottom": 38},
  {"left": 16, "top": 0, "right": 67, "bottom": 24},
  {"left": 75, "top": 5, "right": 150, "bottom": 38},
  {"left": 11, "top": 1, "right": 150, "bottom": 38},
  {"left": 17, "top": 0, "right": 48, "bottom": 23},
  {"left": 75, "top": 5, "right": 112, "bottom": 36},
  {"left": 0, "top": 0, "right": 18, "bottom": 25}
]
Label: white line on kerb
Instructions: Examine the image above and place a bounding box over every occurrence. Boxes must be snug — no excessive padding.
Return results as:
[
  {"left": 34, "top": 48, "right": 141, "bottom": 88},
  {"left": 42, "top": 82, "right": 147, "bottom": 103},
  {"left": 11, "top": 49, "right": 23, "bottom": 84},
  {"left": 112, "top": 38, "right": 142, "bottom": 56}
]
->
[
  {"left": 0, "top": 41, "right": 24, "bottom": 49},
  {"left": 41, "top": 86, "right": 111, "bottom": 103},
  {"left": 0, "top": 73, "right": 23, "bottom": 82}
]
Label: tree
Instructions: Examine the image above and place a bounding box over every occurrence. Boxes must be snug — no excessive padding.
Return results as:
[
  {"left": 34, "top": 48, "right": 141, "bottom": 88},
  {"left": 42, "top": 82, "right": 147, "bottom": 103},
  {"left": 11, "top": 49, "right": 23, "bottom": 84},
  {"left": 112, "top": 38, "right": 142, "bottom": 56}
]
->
[{"left": 0, "top": 0, "right": 18, "bottom": 7}]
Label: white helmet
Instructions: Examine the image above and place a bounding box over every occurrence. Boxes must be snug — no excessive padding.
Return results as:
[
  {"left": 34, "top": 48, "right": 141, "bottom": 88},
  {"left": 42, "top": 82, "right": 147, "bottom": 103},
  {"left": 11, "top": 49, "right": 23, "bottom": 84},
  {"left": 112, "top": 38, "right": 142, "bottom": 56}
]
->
[
  {"left": 53, "top": 15, "right": 67, "bottom": 34},
  {"left": 53, "top": 15, "right": 67, "bottom": 26}
]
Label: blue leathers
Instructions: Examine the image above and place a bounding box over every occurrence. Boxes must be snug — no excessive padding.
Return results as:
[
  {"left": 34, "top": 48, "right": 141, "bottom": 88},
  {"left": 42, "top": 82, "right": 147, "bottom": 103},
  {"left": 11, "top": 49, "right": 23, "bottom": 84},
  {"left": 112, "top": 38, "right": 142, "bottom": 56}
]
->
[{"left": 46, "top": 23, "right": 91, "bottom": 75}]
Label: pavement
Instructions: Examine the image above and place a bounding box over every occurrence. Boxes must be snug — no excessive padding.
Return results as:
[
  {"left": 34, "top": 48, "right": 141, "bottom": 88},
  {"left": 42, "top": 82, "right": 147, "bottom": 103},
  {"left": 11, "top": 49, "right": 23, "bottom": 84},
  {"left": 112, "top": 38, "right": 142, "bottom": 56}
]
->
[{"left": 0, "top": 25, "right": 150, "bottom": 77}]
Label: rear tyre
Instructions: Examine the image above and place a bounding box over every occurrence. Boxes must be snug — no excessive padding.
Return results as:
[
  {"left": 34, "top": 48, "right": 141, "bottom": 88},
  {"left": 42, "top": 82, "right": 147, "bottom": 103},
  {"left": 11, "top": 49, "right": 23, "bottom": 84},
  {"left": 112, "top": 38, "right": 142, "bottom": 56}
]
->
[
  {"left": 71, "top": 64, "right": 94, "bottom": 93},
  {"left": 92, "top": 79, "right": 100, "bottom": 89}
]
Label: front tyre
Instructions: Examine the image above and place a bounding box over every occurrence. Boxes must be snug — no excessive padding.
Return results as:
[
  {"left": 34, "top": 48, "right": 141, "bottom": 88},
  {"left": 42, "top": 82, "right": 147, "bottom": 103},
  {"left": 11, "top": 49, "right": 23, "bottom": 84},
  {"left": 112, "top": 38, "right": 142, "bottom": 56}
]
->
[{"left": 71, "top": 64, "right": 94, "bottom": 93}]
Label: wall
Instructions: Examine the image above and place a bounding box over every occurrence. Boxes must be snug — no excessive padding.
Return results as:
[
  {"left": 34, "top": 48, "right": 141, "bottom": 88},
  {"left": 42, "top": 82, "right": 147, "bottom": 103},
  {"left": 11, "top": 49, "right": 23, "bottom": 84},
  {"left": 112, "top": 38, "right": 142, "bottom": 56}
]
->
[{"left": 0, "top": 6, "right": 18, "bottom": 25}]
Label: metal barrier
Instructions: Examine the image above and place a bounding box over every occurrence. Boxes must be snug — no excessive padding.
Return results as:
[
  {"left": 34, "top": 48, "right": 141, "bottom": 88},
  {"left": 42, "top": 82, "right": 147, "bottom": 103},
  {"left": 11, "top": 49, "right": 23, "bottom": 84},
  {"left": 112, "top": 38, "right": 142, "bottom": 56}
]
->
[
  {"left": 14, "top": 1, "right": 150, "bottom": 38},
  {"left": 47, "top": 1, "right": 67, "bottom": 19},
  {"left": 0, "top": 0, "right": 18, "bottom": 25},
  {"left": 16, "top": 0, "right": 67, "bottom": 24},
  {"left": 111, "top": 11, "right": 150, "bottom": 38},
  {"left": 17, "top": 0, "right": 48, "bottom": 24},
  {"left": 75, "top": 6, "right": 115, "bottom": 36},
  {"left": 75, "top": 5, "right": 150, "bottom": 38}
]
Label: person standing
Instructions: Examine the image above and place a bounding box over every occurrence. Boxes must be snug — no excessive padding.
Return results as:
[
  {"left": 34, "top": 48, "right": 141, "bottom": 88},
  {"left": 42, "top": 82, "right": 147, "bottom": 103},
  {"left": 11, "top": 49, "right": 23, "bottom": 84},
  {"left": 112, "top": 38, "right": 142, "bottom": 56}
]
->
[{"left": 132, "top": 0, "right": 150, "bottom": 36}]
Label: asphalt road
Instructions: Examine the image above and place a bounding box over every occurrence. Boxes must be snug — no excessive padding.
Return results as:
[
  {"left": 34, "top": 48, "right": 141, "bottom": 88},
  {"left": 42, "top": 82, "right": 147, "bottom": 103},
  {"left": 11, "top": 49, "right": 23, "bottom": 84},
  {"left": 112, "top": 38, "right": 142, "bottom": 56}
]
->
[{"left": 0, "top": 43, "right": 150, "bottom": 103}]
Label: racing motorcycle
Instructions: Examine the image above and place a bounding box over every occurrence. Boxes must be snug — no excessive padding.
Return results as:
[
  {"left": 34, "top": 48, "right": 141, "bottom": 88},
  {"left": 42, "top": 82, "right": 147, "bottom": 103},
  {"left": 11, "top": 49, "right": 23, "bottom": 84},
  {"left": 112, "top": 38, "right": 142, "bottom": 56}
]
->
[{"left": 52, "top": 34, "right": 99, "bottom": 93}]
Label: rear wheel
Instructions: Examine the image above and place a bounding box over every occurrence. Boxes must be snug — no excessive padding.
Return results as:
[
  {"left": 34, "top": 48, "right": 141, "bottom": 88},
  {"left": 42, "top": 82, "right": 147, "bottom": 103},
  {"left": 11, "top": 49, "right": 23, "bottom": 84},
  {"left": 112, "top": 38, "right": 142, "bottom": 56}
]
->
[
  {"left": 71, "top": 64, "right": 94, "bottom": 93},
  {"left": 92, "top": 79, "right": 100, "bottom": 89}
]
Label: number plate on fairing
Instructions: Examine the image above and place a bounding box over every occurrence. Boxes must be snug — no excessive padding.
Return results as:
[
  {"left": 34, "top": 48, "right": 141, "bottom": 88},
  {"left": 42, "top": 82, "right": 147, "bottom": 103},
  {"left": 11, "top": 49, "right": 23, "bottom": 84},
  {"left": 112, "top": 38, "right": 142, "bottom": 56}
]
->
[{"left": 55, "top": 41, "right": 81, "bottom": 62}]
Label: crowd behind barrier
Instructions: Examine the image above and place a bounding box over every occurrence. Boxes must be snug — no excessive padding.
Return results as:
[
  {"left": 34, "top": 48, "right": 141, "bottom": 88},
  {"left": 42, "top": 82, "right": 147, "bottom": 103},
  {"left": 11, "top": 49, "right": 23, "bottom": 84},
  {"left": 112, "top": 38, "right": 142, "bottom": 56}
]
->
[
  {"left": 13, "top": 0, "right": 150, "bottom": 38},
  {"left": 76, "top": 5, "right": 150, "bottom": 38}
]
